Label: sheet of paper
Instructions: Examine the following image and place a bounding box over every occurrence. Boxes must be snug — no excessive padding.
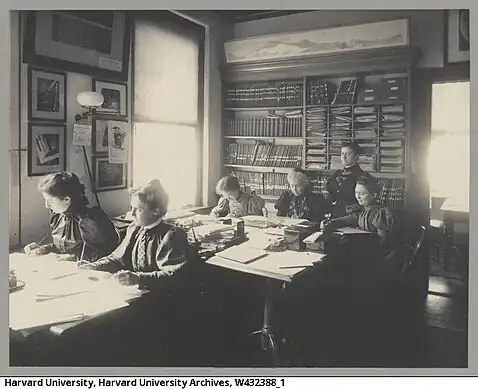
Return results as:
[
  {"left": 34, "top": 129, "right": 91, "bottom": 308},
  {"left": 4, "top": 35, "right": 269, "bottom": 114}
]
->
[
  {"left": 216, "top": 245, "right": 269, "bottom": 264},
  {"left": 335, "top": 227, "right": 373, "bottom": 235},
  {"left": 72, "top": 123, "right": 92, "bottom": 146},
  {"left": 246, "top": 231, "right": 280, "bottom": 250},
  {"left": 303, "top": 231, "right": 324, "bottom": 244},
  {"left": 263, "top": 227, "right": 285, "bottom": 236}
]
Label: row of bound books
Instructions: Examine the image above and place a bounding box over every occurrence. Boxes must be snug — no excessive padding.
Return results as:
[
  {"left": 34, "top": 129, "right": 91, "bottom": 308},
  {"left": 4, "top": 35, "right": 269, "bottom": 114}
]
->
[
  {"left": 225, "top": 143, "right": 303, "bottom": 168},
  {"left": 225, "top": 82, "right": 303, "bottom": 108},
  {"left": 231, "top": 171, "right": 290, "bottom": 198},
  {"left": 226, "top": 117, "right": 302, "bottom": 137}
]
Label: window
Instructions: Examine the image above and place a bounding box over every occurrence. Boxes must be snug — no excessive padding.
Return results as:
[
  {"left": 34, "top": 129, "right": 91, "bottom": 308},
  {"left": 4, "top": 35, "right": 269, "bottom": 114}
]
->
[
  {"left": 428, "top": 81, "right": 470, "bottom": 210},
  {"left": 132, "top": 12, "right": 204, "bottom": 210}
]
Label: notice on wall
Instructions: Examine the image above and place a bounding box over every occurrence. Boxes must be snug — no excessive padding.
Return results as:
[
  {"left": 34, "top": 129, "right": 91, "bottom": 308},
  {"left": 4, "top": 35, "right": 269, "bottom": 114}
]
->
[
  {"left": 108, "top": 121, "right": 129, "bottom": 164},
  {"left": 72, "top": 123, "right": 92, "bottom": 147}
]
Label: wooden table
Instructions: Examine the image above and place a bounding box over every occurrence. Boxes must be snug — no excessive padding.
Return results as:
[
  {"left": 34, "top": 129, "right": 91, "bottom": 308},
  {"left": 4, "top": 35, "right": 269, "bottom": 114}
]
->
[
  {"left": 207, "top": 236, "right": 326, "bottom": 366},
  {"left": 440, "top": 198, "right": 469, "bottom": 271}
]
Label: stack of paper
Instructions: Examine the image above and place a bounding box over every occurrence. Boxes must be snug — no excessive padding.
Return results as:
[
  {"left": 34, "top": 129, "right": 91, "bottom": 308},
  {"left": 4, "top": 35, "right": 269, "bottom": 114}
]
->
[{"left": 216, "top": 245, "right": 269, "bottom": 264}]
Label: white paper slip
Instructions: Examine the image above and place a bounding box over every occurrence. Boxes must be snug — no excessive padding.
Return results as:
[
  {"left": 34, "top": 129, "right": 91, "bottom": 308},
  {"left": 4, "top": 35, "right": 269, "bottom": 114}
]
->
[
  {"left": 246, "top": 232, "right": 279, "bottom": 250},
  {"left": 216, "top": 245, "right": 269, "bottom": 264},
  {"left": 303, "top": 231, "right": 324, "bottom": 244},
  {"left": 335, "top": 227, "right": 373, "bottom": 235}
]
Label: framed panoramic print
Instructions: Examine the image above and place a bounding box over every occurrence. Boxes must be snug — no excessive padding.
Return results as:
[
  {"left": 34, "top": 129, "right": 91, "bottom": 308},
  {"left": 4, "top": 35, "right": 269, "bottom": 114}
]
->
[
  {"left": 28, "top": 68, "right": 67, "bottom": 122},
  {"left": 447, "top": 10, "right": 470, "bottom": 63},
  {"left": 28, "top": 123, "right": 66, "bottom": 176},
  {"left": 93, "top": 79, "right": 128, "bottom": 117},
  {"left": 92, "top": 156, "right": 128, "bottom": 192},
  {"left": 23, "top": 11, "right": 131, "bottom": 82},
  {"left": 92, "top": 118, "right": 129, "bottom": 155}
]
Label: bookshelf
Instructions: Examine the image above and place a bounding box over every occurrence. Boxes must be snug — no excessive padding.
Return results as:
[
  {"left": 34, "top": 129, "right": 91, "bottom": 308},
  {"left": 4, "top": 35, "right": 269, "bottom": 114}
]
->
[{"left": 221, "top": 47, "right": 421, "bottom": 208}]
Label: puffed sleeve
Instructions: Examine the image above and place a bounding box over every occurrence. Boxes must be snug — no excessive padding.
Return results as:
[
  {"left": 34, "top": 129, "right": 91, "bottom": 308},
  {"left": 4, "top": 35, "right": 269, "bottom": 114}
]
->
[
  {"left": 90, "top": 222, "right": 138, "bottom": 273},
  {"left": 210, "top": 196, "right": 230, "bottom": 217},
  {"left": 324, "top": 169, "right": 341, "bottom": 201},
  {"left": 274, "top": 190, "right": 293, "bottom": 217},
  {"left": 306, "top": 193, "right": 328, "bottom": 224},
  {"left": 372, "top": 207, "right": 398, "bottom": 246},
  {"left": 79, "top": 206, "right": 120, "bottom": 261},
  {"left": 248, "top": 191, "right": 266, "bottom": 216},
  {"left": 136, "top": 227, "right": 190, "bottom": 289}
]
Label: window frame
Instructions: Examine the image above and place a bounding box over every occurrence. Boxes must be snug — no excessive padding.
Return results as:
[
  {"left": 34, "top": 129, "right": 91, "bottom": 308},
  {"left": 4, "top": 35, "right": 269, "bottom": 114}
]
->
[{"left": 131, "top": 11, "right": 205, "bottom": 208}]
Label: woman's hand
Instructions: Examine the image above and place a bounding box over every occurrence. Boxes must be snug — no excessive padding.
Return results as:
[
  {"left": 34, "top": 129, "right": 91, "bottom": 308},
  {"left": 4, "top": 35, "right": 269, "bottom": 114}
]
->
[
  {"left": 55, "top": 253, "right": 77, "bottom": 261},
  {"left": 24, "top": 243, "right": 49, "bottom": 256},
  {"left": 77, "top": 260, "right": 97, "bottom": 270},
  {"left": 111, "top": 270, "right": 139, "bottom": 286}
]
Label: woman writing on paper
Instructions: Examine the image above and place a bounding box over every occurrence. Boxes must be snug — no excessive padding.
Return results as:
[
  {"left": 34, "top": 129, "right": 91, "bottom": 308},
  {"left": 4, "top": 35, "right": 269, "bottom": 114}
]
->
[
  {"left": 274, "top": 167, "right": 328, "bottom": 224},
  {"left": 79, "top": 179, "right": 192, "bottom": 290},
  {"left": 210, "top": 175, "right": 268, "bottom": 218},
  {"left": 23, "top": 172, "right": 119, "bottom": 262}
]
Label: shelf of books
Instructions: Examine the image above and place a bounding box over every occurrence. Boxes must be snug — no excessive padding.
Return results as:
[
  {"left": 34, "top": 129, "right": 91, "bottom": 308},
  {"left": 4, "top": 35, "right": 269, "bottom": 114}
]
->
[{"left": 223, "top": 73, "right": 409, "bottom": 209}]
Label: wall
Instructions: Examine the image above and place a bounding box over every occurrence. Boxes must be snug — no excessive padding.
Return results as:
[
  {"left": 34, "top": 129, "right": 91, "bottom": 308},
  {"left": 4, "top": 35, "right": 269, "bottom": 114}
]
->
[
  {"left": 12, "top": 12, "right": 132, "bottom": 246},
  {"left": 232, "top": 10, "right": 445, "bottom": 68},
  {"left": 174, "top": 11, "right": 233, "bottom": 206}
]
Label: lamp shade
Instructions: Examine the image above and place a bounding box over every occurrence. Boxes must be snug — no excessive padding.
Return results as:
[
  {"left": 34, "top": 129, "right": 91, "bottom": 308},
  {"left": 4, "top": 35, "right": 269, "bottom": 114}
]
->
[{"left": 77, "top": 91, "right": 104, "bottom": 108}]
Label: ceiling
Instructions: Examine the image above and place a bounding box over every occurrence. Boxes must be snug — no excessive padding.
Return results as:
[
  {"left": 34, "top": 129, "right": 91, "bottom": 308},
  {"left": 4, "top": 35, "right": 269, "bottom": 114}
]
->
[{"left": 211, "top": 10, "right": 310, "bottom": 23}]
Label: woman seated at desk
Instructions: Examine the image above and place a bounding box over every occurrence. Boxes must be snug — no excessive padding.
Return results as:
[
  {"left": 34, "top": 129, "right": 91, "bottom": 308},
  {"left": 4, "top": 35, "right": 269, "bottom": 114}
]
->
[
  {"left": 324, "top": 142, "right": 364, "bottom": 218},
  {"left": 210, "top": 175, "right": 267, "bottom": 218},
  {"left": 274, "top": 167, "right": 328, "bottom": 224},
  {"left": 321, "top": 174, "right": 403, "bottom": 276},
  {"left": 24, "top": 172, "right": 119, "bottom": 262},
  {"left": 80, "top": 179, "right": 191, "bottom": 290}
]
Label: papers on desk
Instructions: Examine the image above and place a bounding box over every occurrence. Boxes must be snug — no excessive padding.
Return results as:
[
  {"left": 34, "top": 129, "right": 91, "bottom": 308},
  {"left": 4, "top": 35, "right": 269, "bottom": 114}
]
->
[
  {"left": 335, "top": 227, "right": 373, "bottom": 235},
  {"left": 216, "top": 245, "right": 269, "bottom": 264},
  {"left": 246, "top": 231, "right": 281, "bottom": 250},
  {"left": 190, "top": 223, "right": 234, "bottom": 239}
]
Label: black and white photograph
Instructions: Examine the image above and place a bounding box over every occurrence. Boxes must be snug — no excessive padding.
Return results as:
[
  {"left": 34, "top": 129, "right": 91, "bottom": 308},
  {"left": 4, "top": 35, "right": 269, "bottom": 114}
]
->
[
  {"left": 28, "top": 67, "right": 66, "bottom": 122},
  {"left": 27, "top": 123, "right": 66, "bottom": 176},
  {"left": 92, "top": 118, "right": 128, "bottom": 154},
  {"left": 93, "top": 79, "right": 127, "bottom": 116},
  {"left": 447, "top": 9, "right": 470, "bottom": 63},
  {"left": 8, "top": 9, "right": 471, "bottom": 372},
  {"left": 92, "top": 155, "right": 127, "bottom": 192}
]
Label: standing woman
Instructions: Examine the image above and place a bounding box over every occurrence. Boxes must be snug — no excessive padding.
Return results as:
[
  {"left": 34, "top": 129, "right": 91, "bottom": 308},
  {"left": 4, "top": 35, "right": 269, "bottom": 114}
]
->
[
  {"left": 24, "top": 172, "right": 119, "bottom": 262},
  {"left": 274, "top": 167, "right": 328, "bottom": 224},
  {"left": 325, "top": 142, "right": 364, "bottom": 218}
]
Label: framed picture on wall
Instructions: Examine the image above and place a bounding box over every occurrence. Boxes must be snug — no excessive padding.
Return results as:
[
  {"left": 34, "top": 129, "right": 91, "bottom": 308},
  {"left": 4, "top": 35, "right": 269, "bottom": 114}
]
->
[
  {"left": 23, "top": 11, "right": 131, "bottom": 82},
  {"left": 447, "top": 10, "right": 470, "bottom": 63},
  {"left": 92, "top": 156, "right": 128, "bottom": 192},
  {"left": 28, "top": 68, "right": 67, "bottom": 122},
  {"left": 92, "top": 118, "right": 129, "bottom": 154},
  {"left": 27, "top": 123, "right": 66, "bottom": 176},
  {"left": 93, "top": 79, "right": 128, "bottom": 117}
]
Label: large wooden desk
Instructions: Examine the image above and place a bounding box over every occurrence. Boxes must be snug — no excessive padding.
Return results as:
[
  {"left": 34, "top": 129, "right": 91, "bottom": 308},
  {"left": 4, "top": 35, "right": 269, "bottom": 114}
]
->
[{"left": 207, "top": 226, "right": 326, "bottom": 366}]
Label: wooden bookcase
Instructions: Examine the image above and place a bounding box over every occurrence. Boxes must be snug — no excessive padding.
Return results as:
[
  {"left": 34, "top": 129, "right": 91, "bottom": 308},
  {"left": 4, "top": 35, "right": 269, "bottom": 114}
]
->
[{"left": 221, "top": 47, "right": 422, "bottom": 210}]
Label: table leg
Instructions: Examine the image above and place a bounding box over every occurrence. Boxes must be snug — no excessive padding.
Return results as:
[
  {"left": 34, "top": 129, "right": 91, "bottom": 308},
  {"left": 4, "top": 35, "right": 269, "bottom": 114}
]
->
[{"left": 249, "top": 279, "right": 281, "bottom": 366}]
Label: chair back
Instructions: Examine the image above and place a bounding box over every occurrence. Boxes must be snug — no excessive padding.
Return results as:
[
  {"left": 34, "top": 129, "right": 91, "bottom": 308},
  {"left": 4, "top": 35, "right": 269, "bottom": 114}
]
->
[{"left": 401, "top": 225, "right": 426, "bottom": 274}]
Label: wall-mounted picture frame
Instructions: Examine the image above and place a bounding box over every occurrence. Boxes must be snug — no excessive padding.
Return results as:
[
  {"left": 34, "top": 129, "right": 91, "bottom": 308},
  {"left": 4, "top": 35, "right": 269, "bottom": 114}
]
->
[
  {"left": 92, "top": 117, "right": 129, "bottom": 155},
  {"left": 27, "top": 123, "right": 66, "bottom": 177},
  {"left": 92, "top": 156, "right": 128, "bottom": 192},
  {"left": 447, "top": 10, "right": 470, "bottom": 63},
  {"left": 23, "top": 11, "right": 131, "bottom": 82},
  {"left": 224, "top": 18, "right": 410, "bottom": 64},
  {"left": 28, "top": 67, "right": 67, "bottom": 122},
  {"left": 93, "top": 79, "right": 128, "bottom": 117}
]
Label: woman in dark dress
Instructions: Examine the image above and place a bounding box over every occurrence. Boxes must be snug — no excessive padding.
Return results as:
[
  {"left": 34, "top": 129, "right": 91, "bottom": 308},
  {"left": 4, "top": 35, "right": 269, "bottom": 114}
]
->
[
  {"left": 325, "top": 142, "right": 364, "bottom": 218},
  {"left": 24, "top": 172, "right": 119, "bottom": 262},
  {"left": 274, "top": 167, "right": 328, "bottom": 224}
]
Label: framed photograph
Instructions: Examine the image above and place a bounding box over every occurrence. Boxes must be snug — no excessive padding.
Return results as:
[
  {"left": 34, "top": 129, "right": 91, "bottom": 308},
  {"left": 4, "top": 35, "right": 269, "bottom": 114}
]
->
[
  {"left": 93, "top": 79, "right": 128, "bottom": 117},
  {"left": 28, "top": 67, "right": 67, "bottom": 122},
  {"left": 27, "top": 123, "right": 66, "bottom": 177},
  {"left": 23, "top": 11, "right": 131, "bottom": 82},
  {"left": 447, "top": 10, "right": 470, "bottom": 63},
  {"left": 92, "top": 118, "right": 128, "bottom": 155},
  {"left": 224, "top": 18, "right": 410, "bottom": 63},
  {"left": 92, "top": 156, "right": 128, "bottom": 192}
]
